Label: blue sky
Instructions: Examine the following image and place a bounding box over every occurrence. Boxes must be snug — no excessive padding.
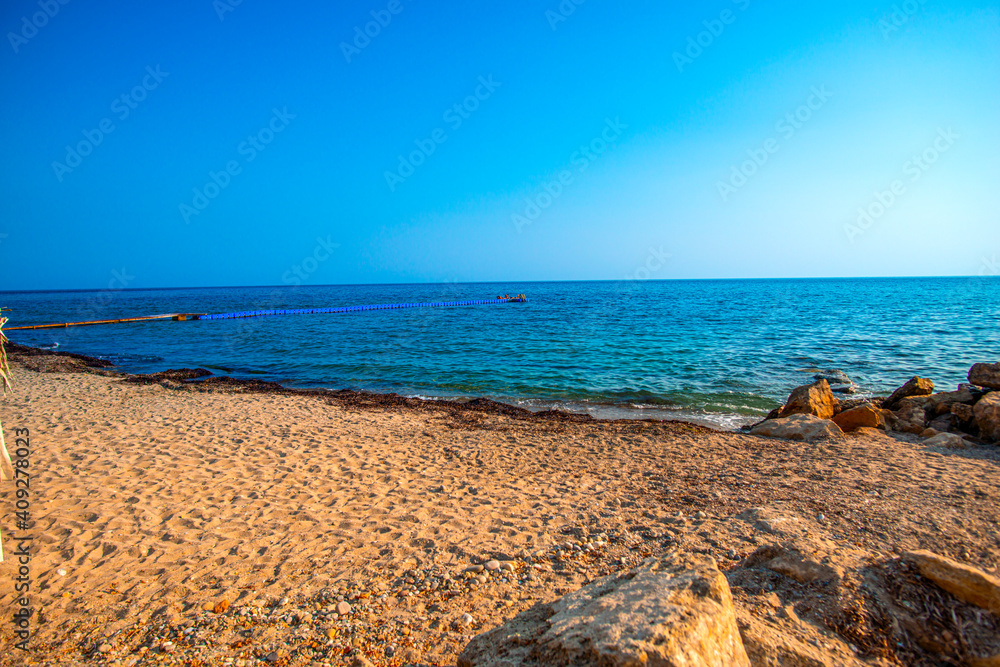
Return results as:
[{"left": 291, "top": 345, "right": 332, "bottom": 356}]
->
[{"left": 1, "top": 0, "right": 998, "bottom": 290}]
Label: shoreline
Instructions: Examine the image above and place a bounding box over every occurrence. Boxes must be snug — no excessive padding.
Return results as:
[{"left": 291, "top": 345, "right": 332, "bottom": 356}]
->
[
  {"left": 5, "top": 341, "right": 726, "bottom": 432},
  {"left": 1, "top": 343, "right": 998, "bottom": 665}
]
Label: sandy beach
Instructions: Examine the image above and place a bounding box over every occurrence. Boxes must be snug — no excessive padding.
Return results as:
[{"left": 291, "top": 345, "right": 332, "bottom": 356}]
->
[{"left": 1, "top": 351, "right": 999, "bottom": 666}]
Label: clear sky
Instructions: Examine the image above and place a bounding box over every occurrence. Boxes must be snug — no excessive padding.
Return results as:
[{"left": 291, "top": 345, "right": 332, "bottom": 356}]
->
[{"left": 1, "top": 0, "right": 998, "bottom": 290}]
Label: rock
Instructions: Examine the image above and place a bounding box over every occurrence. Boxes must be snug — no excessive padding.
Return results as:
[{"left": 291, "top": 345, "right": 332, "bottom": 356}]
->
[
  {"left": 974, "top": 392, "right": 1000, "bottom": 443},
  {"left": 903, "top": 550, "right": 1000, "bottom": 615},
  {"left": 744, "top": 545, "right": 842, "bottom": 584},
  {"left": 831, "top": 404, "right": 885, "bottom": 432},
  {"left": 457, "top": 554, "right": 750, "bottom": 667},
  {"left": 98, "top": 644, "right": 112, "bottom": 653},
  {"left": 751, "top": 414, "right": 844, "bottom": 443},
  {"left": 969, "top": 362, "right": 1000, "bottom": 390},
  {"left": 464, "top": 564, "right": 485, "bottom": 574},
  {"left": 213, "top": 599, "right": 229, "bottom": 614},
  {"left": 814, "top": 369, "right": 851, "bottom": 385},
  {"left": 485, "top": 560, "right": 501, "bottom": 571},
  {"left": 779, "top": 380, "right": 839, "bottom": 420},
  {"left": 923, "top": 433, "right": 968, "bottom": 449},
  {"left": 454, "top": 612, "right": 474, "bottom": 629},
  {"left": 351, "top": 657, "right": 375, "bottom": 667},
  {"left": 736, "top": 609, "right": 859, "bottom": 666},
  {"left": 814, "top": 370, "right": 856, "bottom": 394},
  {"left": 884, "top": 376, "right": 935, "bottom": 410},
  {"left": 336, "top": 601, "right": 352, "bottom": 615},
  {"left": 928, "top": 413, "right": 962, "bottom": 433},
  {"left": 968, "top": 654, "right": 1000, "bottom": 667},
  {"left": 892, "top": 398, "right": 930, "bottom": 434}
]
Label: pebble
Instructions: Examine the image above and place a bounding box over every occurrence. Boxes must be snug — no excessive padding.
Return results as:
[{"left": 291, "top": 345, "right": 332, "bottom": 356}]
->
[
  {"left": 500, "top": 561, "right": 515, "bottom": 572},
  {"left": 457, "top": 613, "right": 474, "bottom": 627},
  {"left": 98, "top": 643, "right": 111, "bottom": 653},
  {"left": 464, "top": 564, "right": 485, "bottom": 573},
  {"left": 485, "top": 560, "right": 501, "bottom": 571},
  {"left": 336, "top": 601, "right": 352, "bottom": 615},
  {"left": 694, "top": 511, "right": 708, "bottom": 520}
]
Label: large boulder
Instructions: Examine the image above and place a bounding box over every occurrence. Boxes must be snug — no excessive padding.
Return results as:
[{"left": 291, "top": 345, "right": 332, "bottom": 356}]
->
[
  {"left": 903, "top": 550, "right": 1000, "bottom": 615},
  {"left": 457, "top": 555, "right": 750, "bottom": 667},
  {"left": 779, "top": 380, "right": 838, "bottom": 420},
  {"left": 832, "top": 404, "right": 885, "bottom": 432},
  {"left": 974, "top": 392, "right": 1000, "bottom": 443},
  {"left": 884, "top": 376, "right": 935, "bottom": 410},
  {"left": 751, "top": 414, "right": 844, "bottom": 442},
  {"left": 969, "top": 363, "right": 1000, "bottom": 390}
]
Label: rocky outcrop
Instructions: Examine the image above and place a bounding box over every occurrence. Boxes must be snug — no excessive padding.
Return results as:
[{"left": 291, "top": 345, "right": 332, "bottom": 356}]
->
[
  {"left": 969, "top": 363, "right": 1000, "bottom": 390},
  {"left": 778, "top": 380, "right": 839, "bottom": 420},
  {"left": 903, "top": 550, "right": 1000, "bottom": 616},
  {"left": 831, "top": 404, "right": 884, "bottom": 432},
  {"left": 457, "top": 555, "right": 750, "bottom": 667},
  {"left": 974, "top": 392, "right": 1000, "bottom": 443},
  {"left": 751, "top": 414, "right": 844, "bottom": 442},
  {"left": 884, "top": 376, "right": 935, "bottom": 410}
]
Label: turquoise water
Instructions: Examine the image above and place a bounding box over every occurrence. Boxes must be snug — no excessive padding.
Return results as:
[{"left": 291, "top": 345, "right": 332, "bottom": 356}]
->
[{"left": 3, "top": 278, "right": 998, "bottom": 429}]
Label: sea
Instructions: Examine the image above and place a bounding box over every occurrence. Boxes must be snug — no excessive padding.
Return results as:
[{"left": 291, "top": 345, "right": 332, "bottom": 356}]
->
[{"left": 3, "top": 278, "right": 997, "bottom": 430}]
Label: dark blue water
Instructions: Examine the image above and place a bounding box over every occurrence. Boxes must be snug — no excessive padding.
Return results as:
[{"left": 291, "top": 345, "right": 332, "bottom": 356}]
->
[{"left": 3, "top": 278, "right": 998, "bottom": 429}]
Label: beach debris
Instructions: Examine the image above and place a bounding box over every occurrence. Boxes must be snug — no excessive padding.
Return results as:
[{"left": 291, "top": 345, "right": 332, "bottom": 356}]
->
[
  {"left": 458, "top": 554, "right": 749, "bottom": 667},
  {"left": 969, "top": 362, "right": 1000, "bottom": 390},
  {"left": 750, "top": 414, "right": 844, "bottom": 442},
  {"left": 973, "top": 392, "right": 1000, "bottom": 443},
  {"left": 903, "top": 550, "right": 1000, "bottom": 615},
  {"left": 884, "top": 376, "right": 935, "bottom": 410},
  {"left": 778, "top": 379, "right": 839, "bottom": 420},
  {"left": 832, "top": 403, "right": 885, "bottom": 432}
]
